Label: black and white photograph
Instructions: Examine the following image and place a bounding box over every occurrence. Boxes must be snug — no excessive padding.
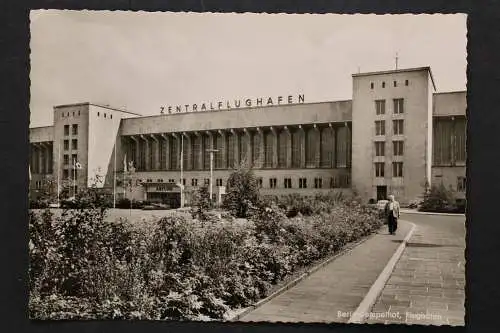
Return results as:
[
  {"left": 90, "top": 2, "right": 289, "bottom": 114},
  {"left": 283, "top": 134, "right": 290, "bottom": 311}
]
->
[{"left": 28, "top": 11, "right": 467, "bottom": 326}]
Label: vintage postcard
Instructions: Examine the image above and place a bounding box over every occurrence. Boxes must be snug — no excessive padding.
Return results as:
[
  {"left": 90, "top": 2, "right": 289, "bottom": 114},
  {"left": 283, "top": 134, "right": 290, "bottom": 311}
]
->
[{"left": 29, "top": 11, "right": 466, "bottom": 326}]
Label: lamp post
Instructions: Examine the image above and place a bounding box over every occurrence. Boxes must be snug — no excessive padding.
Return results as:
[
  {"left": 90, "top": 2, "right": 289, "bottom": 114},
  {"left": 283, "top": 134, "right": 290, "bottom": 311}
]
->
[
  {"left": 180, "top": 134, "right": 184, "bottom": 208},
  {"left": 206, "top": 148, "right": 219, "bottom": 206}
]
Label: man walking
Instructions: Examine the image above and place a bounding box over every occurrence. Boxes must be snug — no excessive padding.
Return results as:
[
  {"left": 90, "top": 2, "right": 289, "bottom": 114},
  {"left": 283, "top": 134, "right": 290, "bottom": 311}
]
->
[{"left": 385, "top": 195, "right": 400, "bottom": 235}]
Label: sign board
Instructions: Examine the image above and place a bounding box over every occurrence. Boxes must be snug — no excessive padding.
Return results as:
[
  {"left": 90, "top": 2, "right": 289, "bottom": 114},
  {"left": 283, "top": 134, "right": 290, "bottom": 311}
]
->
[
  {"left": 218, "top": 186, "right": 226, "bottom": 195},
  {"left": 161, "top": 94, "right": 305, "bottom": 114}
]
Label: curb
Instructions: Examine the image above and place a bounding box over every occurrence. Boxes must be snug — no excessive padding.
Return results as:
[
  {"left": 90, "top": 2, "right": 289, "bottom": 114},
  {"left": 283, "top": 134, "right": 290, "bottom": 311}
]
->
[
  {"left": 400, "top": 210, "right": 465, "bottom": 217},
  {"left": 229, "top": 226, "right": 384, "bottom": 322},
  {"left": 347, "top": 220, "right": 417, "bottom": 324}
]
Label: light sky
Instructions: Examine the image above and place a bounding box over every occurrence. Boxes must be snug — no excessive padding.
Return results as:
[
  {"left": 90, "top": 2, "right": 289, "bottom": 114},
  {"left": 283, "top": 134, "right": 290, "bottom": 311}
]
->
[{"left": 29, "top": 11, "right": 467, "bottom": 127}]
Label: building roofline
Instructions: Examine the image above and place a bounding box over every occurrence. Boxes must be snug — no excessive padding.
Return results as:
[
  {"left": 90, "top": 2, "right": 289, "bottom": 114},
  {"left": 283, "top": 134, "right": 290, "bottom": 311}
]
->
[
  {"left": 121, "top": 99, "right": 352, "bottom": 122},
  {"left": 53, "top": 102, "right": 142, "bottom": 116},
  {"left": 352, "top": 66, "right": 437, "bottom": 91},
  {"left": 433, "top": 90, "right": 467, "bottom": 95},
  {"left": 29, "top": 125, "right": 53, "bottom": 130}
]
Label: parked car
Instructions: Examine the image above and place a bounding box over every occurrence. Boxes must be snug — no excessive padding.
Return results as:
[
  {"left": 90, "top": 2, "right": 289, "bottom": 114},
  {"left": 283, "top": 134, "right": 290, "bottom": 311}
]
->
[
  {"left": 142, "top": 203, "right": 170, "bottom": 210},
  {"left": 49, "top": 202, "right": 60, "bottom": 208}
]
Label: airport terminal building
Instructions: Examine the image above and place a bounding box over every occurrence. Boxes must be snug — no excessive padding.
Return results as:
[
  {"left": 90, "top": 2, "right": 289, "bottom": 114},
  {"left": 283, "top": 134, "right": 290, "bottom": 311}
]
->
[{"left": 29, "top": 67, "right": 466, "bottom": 206}]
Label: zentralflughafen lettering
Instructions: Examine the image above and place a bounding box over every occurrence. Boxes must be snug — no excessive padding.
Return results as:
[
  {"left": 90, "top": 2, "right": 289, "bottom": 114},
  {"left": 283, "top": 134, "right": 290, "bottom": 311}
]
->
[{"left": 160, "top": 94, "right": 305, "bottom": 114}]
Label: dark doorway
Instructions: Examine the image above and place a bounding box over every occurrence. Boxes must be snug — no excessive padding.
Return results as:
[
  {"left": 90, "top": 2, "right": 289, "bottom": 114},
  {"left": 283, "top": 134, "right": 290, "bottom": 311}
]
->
[{"left": 376, "top": 186, "right": 387, "bottom": 201}]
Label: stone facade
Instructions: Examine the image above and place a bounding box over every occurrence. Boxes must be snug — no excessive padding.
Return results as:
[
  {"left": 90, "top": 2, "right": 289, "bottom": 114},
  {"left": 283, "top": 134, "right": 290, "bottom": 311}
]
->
[{"left": 28, "top": 67, "right": 467, "bottom": 205}]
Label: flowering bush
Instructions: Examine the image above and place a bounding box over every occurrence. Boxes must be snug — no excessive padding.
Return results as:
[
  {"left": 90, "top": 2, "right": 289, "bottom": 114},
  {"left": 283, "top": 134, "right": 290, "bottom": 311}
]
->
[{"left": 30, "top": 193, "right": 383, "bottom": 320}]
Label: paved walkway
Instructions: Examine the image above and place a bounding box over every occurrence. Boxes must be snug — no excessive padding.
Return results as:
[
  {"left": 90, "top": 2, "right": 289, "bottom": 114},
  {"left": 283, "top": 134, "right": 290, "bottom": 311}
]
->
[
  {"left": 365, "top": 220, "right": 465, "bottom": 326},
  {"left": 239, "top": 221, "right": 412, "bottom": 323}
]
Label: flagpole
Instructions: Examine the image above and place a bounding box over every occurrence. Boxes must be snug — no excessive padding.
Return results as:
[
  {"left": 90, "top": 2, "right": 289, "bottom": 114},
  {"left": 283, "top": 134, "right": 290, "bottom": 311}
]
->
[{"left": 113, "top": 143, "right": 116, "bottom": 208}]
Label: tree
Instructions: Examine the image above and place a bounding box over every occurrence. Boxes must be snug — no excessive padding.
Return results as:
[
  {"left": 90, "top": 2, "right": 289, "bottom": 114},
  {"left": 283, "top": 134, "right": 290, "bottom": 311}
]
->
[
  {"left": 191, "top": 185, "right": 211, "bottom": 220},
  {"left": 223, "top": 160, "right": 260, "bottom": 218}
]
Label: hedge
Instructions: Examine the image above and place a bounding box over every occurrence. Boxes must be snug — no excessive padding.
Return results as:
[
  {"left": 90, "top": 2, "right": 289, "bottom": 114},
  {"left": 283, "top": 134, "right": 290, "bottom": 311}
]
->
[{"left": 29, "top": 198, "right": 383, "bottom": 320}]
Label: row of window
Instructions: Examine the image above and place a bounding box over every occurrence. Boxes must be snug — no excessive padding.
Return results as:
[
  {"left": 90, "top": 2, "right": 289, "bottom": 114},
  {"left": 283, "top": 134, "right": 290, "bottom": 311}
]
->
[
  {"left": 63, "top": 124, "right": 78, "bottom": 136},
  {"left": 375, "top": 98, "right": 404, "bottom": 115},
  {"left": 61, "top": 110, "right": 81, "bottom": 118},
  {"left": 374, "top": 162, "right": 404, "bottom": 178},
  {"left": 375, "top": 141, "right": 404, "bottom": 156},
  {"left": 370, "top": 80, "right": 409, "bottom": 89},
  {"left": 375, "top": 119, "right": 404, "bottom": 136},
  {"left": 63, "top": 154, "right": 78, "bottom": 166},
  {"left": 63, "top": 139, "right": 78, "bottom": 150},
  {"left": 139, "top": 176, "right": 350, "bottom": 189},
  {"left": 97, "top": 111, "right": 113, "bottom": 119},
  {"left": 63, "top": 169, "right": 78, "bottom": 179}
]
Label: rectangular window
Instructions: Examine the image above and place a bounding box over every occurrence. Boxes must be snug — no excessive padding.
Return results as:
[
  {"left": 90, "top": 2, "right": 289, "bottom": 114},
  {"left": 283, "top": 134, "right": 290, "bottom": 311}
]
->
[
  {"left": 375, "top": 141, "right": 385, "bottom": 156},
  {"left": 393, "top": 98, "right": 404, "bottom": 114},
  {"left": 182, "top": 178, "right": 186, "bottom": 186},
  {"left": 284, "top": 178, "right": 292, "bottom": 189},
  {"left": 63, "top": 154, "right": 69, "bottom": 166},
  {"left": 299, "top": 178, "right": 307, "bottom": 189},
  {"left": 64, "top": 125, "right": 69, "bottom": 136},
  {"left": 72, "top": 139, "right": 77, "bottom": 150},
  {"left": 157, "top": 179, "right": 163, "bottom": 183},
  {"left": 375, "top": 120, "right": 385, "bottom": 136},
  {"left": 375, "top": 162, "right": 385, "bottom": 177},
  {"left": 393, "top": 141, "right": 404, "bottom": 156},
  {"left": 339, "top": 175, "right": 350, "bottom": 188},
  {"left": 375, "top": 100, "right": 386, "bottom": 115},
  {"left": 392, "top": 162, "right": 403, "bottom": 177},
  {"left": 63, "top": 169, "right": 69, "bottom": 179},
  {"left": 72, "top": 124, "right": 78, "bottom": 135},
  {"left": 393, "top": 120, "right": 404, "bottom": 135},
  {"left": 257, "top": 177, "right": 263, "bottom": 188},
  {"left": 314, "top": 178, "right": 323, "bottom": 189},
  {"left": 71, "top": 154, "right": 77, "bottom": 165},
  {"left": 204, "top": 178, "right": 210, "bottom": 186},
  {"left": 216, "top": 178, "right": 223, "bottom": 187},
  {"left": 64, "top": 140, "right": 69, "bottom": 150},
  {"left": 457, "top": 176, "right": 466, "bottom": 192},
  {"left": 191, "top": 178, "right": 198, "bottom": 186},
  {"left": 269, "top": 178, "right": 277, "bottom": 189},
  {"left": 330, "top": 177, "right": 336, "bottom": 188}
]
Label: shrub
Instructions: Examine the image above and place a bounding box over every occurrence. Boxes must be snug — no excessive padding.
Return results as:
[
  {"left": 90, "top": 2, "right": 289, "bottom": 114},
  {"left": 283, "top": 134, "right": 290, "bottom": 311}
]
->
[
  {"left": 419, "top": 183, "right": 463, "bottom": 213},
  {"left": 223, "top": 163, "right": 260, "bottom": 218},
  {"left": 30, "top": 191, "right": 384, "bottom": 321}
]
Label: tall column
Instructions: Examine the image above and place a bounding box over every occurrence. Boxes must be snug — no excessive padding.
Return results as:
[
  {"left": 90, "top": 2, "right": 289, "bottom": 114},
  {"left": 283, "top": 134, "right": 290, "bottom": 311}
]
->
[
  {"left": 133, "top": 136, "right": 140, "bottom": 170},
  {"left": 150, "top": 134, "right": 160, "bottom": 170},
  {"left": 184, "top": 133, "right": 192, "bottom": 171},
  {"left": 285, "top": 126, "right": 292, "bottom": 168},
  {"left": 232, "top": 129, "right": 239, "bottom": 168},
  {"left": 38, "top": 144, "right": 43, "bottom": 174},
  {"left": 244, "top": 128, "right": 252, "bottom": 166},
  {"left": 219, "top": 130, "right": 227, "bottom": 169},
  {"left": 346, "top": 123, "right": 352, "bottom": 168},
  {"left": 161, "top": 134, "right": 170, "bottom": 170},
  {"left": 332, "top": 126, "right": 337, "bottom": 168},
  {"left": 299, "top": 125, "right": 306, "bottom": 169},
  {"left": 194, "top": 132, "right": 203, "bottom": 170},
  {"left": 142, "top": 135, "right": 150, "bottom": 171},
  {"left": 450, "top": 116, "right": 456, "bottom": 165},
  {"left": 313, "top": 124, "right": 321, "bottom": 168},
  {"left": 171, "top": 133, "right": 180, "bottom": 170},
  {"left": 271, "top": 127, "right": 278, "bottom": 168}
]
